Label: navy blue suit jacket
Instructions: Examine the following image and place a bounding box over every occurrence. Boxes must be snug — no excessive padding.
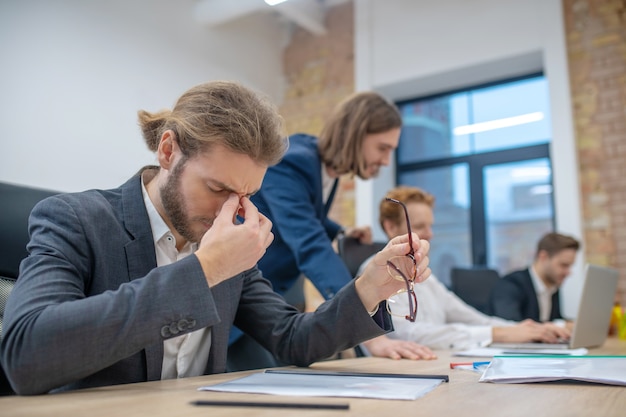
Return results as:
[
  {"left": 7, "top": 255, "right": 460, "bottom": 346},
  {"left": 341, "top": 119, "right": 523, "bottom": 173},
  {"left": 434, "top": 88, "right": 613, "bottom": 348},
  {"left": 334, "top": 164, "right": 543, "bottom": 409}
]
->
[
  {"left": 489, "top": 268, "right": 562, "bottom": 322},
  {"left": 252, "top": 134, "right": 353, "bottom": 299}
]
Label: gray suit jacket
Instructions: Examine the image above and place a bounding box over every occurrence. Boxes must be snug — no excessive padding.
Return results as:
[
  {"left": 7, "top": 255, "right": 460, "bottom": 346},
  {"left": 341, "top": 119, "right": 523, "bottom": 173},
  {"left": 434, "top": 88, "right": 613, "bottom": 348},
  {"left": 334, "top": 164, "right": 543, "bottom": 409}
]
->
[{"left": 1, "top": 174, "right": 390, "bottom": 395}]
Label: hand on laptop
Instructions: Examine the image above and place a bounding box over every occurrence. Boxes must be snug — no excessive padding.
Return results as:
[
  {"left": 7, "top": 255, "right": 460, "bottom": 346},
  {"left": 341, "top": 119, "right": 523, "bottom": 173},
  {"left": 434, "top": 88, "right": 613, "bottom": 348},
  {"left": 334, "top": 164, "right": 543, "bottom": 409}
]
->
[
  {"left": 537, "top": 320, "right": 571, "bottom": 343},
  {"left": 492, "top": 319, "right": 571, "bottom": 344}
]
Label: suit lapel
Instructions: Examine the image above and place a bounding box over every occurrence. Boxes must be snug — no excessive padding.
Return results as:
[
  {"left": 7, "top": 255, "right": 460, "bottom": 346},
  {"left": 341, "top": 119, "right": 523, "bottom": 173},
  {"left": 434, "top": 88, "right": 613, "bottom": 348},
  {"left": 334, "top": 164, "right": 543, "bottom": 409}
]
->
[
  {"left": 550, "top": 291, "right": 561, "bottom": 320},
  {"left": 323, "top": 178, "right": 339, "bottom": 217},
  {"left": 120, "top": 174, "right": 158, "bottom": 280},
  {"left": 120, "top": 173, "right": 164, "bottom": 381}
]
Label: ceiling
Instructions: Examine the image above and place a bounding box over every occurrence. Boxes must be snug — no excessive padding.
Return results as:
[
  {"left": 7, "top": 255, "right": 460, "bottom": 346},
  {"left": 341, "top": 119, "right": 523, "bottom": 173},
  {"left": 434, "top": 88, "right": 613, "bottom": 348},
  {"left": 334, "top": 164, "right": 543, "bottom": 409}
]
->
[{"left": 193, "top": 0, "right": 349, "bottom": 36}]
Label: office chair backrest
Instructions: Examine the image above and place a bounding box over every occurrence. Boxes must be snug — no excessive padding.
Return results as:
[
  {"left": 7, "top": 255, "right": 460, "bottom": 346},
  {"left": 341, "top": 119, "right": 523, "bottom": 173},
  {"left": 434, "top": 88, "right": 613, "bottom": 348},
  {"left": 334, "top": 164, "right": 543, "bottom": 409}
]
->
[
  {"left": 0, "top": 275, "right": 16, "bottom": 395},
  {"left": 450, "top": 266, "right": 500, "bottom": 314},
  {"left": 0, "top": 181, "right": 58, "bottom": 395},
  {"left": 0, "top": 277, "right": 16, "bottom": 341},
  {"left": 337, "top": 236, "right": 387, "bottom": 278},
  {"left": 0, "top": 182, "right": 59, "bottom": 278}
]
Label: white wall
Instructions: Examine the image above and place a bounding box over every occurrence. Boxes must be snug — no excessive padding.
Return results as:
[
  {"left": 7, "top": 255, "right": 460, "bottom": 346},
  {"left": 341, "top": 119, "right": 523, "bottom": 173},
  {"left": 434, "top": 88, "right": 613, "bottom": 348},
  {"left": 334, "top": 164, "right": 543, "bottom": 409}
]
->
[
  {"left": 354, "top": 0, "right": 585, "bottom": 318},
  {"left": 0, "top": 0, "right": 286, "bottom": 192}
]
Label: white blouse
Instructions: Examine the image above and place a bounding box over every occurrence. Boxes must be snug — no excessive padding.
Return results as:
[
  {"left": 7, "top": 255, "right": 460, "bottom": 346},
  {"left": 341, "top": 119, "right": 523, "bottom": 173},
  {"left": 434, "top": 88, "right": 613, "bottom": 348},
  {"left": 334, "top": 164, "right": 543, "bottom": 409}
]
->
[
  {"left": 388, "top": 273, "right": 514, "bottom": 349},
  {"left": 358, "top": 254, "right": 513, "bottom": 350}
]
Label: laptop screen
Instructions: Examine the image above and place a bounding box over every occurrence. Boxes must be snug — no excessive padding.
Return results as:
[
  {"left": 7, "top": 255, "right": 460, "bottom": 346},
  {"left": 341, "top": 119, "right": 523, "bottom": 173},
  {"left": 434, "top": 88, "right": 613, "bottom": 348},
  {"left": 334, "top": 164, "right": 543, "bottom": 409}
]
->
[
  {"left": 489, "top": 263, "right": 619, "bottom": 350},
  {"left": 569, "top": 264, "right": 619, "bottom": 348}
]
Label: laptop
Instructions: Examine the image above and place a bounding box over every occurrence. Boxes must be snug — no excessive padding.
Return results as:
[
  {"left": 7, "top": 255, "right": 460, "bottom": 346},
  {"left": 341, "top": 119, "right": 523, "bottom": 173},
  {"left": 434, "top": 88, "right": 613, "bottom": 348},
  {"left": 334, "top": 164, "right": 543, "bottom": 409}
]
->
[{"left": 489, "top": 263, "right": 619, "bottom": 350}]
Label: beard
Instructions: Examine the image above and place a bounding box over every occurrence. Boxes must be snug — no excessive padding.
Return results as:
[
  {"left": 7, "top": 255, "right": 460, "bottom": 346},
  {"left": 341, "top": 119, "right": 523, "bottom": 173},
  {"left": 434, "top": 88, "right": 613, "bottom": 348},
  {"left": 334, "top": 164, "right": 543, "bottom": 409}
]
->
[
  {"left": 160, "top": 159, "right": 202, "bottom": 243},
  {"left": 363, "top": 162, "right": 382, "bottom": 179},
  {"left": 544, "top": 268, "right": 562, "bottom": 287}
]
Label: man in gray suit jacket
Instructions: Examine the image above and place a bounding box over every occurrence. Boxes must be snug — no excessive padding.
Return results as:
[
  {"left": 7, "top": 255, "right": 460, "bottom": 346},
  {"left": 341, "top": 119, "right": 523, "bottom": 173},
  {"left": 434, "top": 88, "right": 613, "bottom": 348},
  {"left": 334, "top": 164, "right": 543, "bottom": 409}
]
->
[{"left": 0, "top": 81, "right": 431, "bottom": 395}]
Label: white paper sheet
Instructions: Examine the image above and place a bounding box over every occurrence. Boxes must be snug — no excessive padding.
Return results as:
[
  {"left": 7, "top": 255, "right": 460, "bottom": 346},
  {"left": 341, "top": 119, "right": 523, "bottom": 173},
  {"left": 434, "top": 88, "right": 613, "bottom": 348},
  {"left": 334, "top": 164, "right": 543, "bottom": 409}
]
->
[{"left": 199, "top": 370, "right": 446, "bottom": 400}]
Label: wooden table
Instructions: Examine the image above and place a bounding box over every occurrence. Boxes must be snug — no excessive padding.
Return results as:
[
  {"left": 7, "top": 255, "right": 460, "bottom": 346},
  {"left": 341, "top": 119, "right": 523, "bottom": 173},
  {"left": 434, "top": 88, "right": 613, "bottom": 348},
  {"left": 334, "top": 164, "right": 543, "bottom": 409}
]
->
[{"left": 2, "top": 337, "right": 625, "bottom": 417}]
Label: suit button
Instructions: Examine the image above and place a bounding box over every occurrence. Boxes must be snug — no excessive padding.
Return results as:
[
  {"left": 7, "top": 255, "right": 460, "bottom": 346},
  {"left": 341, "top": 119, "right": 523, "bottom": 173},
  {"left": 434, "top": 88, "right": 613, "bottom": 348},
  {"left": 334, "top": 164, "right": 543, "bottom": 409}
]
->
[
  {"left": 177, "top": 318, "right": 197, "bottom": 331},
  {"left": 161, "top": 326, "right": 172, "bottom": 338},
  {"left": 177, "top": 319, "right": 188, "bottom": 331},
  {"left": 169, "top": 322, "right": 180, "bottom": 335}
]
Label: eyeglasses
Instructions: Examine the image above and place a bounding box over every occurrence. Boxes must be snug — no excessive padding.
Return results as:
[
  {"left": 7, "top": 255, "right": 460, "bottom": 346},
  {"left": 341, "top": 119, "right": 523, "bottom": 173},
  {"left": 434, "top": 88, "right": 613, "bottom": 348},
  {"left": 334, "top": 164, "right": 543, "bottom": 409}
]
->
[{"left": 384, "top": 197, "right": 418, "bottom": 322}]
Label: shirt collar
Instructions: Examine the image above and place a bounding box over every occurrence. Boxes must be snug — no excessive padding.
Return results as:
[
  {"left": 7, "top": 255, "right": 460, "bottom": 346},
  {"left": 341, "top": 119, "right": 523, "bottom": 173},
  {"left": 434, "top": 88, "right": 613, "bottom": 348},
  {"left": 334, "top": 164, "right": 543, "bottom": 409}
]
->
[
  {"left": 141, "top": 175, "right": 174, "bottom": 244},
  {"left": 530, "top": 265, "right": 557, "bottom": 296}
]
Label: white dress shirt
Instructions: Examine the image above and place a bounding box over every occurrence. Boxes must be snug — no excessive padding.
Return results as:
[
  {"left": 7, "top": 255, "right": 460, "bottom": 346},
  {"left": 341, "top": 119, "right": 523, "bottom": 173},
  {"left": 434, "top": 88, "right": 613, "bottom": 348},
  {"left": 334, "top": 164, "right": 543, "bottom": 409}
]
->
[
  {"left": 141, "top": 179, "right": 212, "bottom": 380},
  {"left": 529, "top": 266, "right": 557, "bottom": 322},
  {"left": 321, "top": 163, "right": 335, "bottom": 204},
  {"left": 358, "top": 256, "right": 513, "bottom": 350}
]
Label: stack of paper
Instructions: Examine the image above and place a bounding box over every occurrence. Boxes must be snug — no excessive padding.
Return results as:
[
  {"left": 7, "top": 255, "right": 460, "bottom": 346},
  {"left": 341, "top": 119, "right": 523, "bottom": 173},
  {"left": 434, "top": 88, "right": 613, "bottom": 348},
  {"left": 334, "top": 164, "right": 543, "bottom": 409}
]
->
[
  {"left": 454, "top": 347, "right": 588, "bottom": 357},
  {"left": 479, "top": 355, "right": 626, "bottom": 385}
]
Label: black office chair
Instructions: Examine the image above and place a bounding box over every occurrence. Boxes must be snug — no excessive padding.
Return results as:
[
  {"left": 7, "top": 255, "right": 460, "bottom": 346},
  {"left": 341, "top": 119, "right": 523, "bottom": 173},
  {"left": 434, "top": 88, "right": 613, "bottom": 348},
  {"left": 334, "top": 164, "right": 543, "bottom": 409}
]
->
[
  {"left": 450, "top": 266, "right": 500, "bottom": 315},
  {"left": 0, "top": 276, "right": 16, "bottom": 395},
  {"left": 337, "top": 236, "right": 387, "bottom": 278},
  {"left": 0, "top": 182, "right": 59, "bottom": 395}
]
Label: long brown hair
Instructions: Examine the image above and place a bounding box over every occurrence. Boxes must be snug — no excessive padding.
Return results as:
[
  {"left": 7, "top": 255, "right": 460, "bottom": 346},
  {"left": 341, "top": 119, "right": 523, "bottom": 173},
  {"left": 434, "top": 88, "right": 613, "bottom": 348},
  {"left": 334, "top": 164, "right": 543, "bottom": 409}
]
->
[
  {"left": 318, "top": 91, "right": 401, "bottom": 178},
  {"left": 137, "top": 81, "right": 288, "bottom": 166}
]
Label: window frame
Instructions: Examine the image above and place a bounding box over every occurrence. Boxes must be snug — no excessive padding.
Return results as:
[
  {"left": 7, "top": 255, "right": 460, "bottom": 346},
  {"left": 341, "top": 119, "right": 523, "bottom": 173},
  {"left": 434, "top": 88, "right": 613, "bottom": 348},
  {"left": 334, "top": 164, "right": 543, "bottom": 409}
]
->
[{"left": 394, "top": 73, "right": 555, "bottom": 268}]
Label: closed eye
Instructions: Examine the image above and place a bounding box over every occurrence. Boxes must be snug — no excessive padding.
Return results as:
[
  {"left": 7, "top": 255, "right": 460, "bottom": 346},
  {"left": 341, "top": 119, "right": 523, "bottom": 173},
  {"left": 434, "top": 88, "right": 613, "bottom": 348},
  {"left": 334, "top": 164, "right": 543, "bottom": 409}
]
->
[{"left": 207, "top": 185, "right": 227, "bottom": 195}]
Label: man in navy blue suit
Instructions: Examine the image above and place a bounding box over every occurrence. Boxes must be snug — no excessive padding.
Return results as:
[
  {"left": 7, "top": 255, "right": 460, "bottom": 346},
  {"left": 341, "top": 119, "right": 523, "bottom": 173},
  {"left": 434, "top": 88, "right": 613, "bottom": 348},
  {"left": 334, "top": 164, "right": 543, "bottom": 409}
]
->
[
  {"left": 227, "top": 92, "right": 436, "bottom": 371},
  {"left": 489, "top": 232, "right": 580, "bottom": 322}
]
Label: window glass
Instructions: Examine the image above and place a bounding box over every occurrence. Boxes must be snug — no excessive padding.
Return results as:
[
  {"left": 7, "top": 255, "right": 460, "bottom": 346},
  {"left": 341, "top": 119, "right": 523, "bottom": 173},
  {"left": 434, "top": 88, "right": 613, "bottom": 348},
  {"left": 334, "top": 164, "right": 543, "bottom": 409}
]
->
[
  {"left": 398, "top": 76, "right": 551, "bottom": 164},
  {"left": 484, "top": 158, "right": 554, "bottom": 275},
  {"left": 395, "top": 74, "right": 555, "bottom": 276},
  {"left": 398, "top": 164, "right": 470, "bottom": 287}
]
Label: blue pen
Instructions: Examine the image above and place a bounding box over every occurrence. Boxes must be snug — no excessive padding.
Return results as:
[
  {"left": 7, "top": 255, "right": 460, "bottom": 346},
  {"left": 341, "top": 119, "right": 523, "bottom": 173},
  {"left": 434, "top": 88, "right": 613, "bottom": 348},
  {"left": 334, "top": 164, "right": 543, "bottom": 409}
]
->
[
  {"left": 449, "top": 361, "right": 491, "bottom": 369},
  {"left": 472, "top": 361, "right": 491, "bottom": 369}
]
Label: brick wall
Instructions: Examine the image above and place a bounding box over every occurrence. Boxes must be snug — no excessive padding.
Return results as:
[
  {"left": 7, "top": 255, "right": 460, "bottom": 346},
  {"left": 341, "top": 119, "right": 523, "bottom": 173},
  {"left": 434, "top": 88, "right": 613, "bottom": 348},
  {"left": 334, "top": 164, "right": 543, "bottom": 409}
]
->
[
  {"left": 563, "top": 0, "right": 626, "bottom": 302},
  {"left": 279, "top": 1, "right": 356, "bottom": 312},
  {"left": 280, "top": 1, "right": 356, "bottom": 230}
]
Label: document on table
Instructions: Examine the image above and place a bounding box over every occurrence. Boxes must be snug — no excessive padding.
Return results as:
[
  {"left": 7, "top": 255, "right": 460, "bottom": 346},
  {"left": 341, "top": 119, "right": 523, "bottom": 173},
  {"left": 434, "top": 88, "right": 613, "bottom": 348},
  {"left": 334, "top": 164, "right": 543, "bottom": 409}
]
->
[
  {"left": 479, "top": 356, "right": 626, "bottom": 386},
  {"left": 199, "top": 369, "right": 447, "bottom": 400},
  {"left": 453, "top": 347, "right": 588, "bottom": 358}
]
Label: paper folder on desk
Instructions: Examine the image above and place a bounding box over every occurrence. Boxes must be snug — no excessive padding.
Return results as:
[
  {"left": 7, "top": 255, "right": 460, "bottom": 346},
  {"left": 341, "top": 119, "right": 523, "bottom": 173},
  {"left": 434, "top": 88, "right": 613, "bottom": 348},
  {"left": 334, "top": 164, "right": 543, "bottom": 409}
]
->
[
  {"left": 479, "top": 356, "right": 626, "bottom": 386},
  {"left": 199, "top": 369, "right": 448, "bottom": 400},
  {"left": 454, "top": 347, "right": 588, "bottom": 357}
]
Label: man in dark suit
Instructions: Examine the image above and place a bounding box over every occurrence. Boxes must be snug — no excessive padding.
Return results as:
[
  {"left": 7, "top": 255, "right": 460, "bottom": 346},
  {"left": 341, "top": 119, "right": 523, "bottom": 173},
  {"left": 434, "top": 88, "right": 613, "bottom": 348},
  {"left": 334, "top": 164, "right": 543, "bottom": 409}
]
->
[
  {"left": 226, "top": 92, "right": 436, "bottom": 369},
  {"left": 0, "top": 81, "right": 432, "bottom": 395},
  {"left": 489, "top": 232, "right": 580, "bottom": 322}
]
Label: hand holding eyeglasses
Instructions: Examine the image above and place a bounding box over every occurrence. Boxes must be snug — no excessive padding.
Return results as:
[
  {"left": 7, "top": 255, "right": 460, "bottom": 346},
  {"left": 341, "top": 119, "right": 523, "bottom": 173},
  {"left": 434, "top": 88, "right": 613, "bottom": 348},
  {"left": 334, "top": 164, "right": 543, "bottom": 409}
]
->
[
  {"left": 354, "top": 231, "right": 430, "bottom": 322},
  {"left": 355, "top": 198, "right": 431, "bottom": 322}
]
